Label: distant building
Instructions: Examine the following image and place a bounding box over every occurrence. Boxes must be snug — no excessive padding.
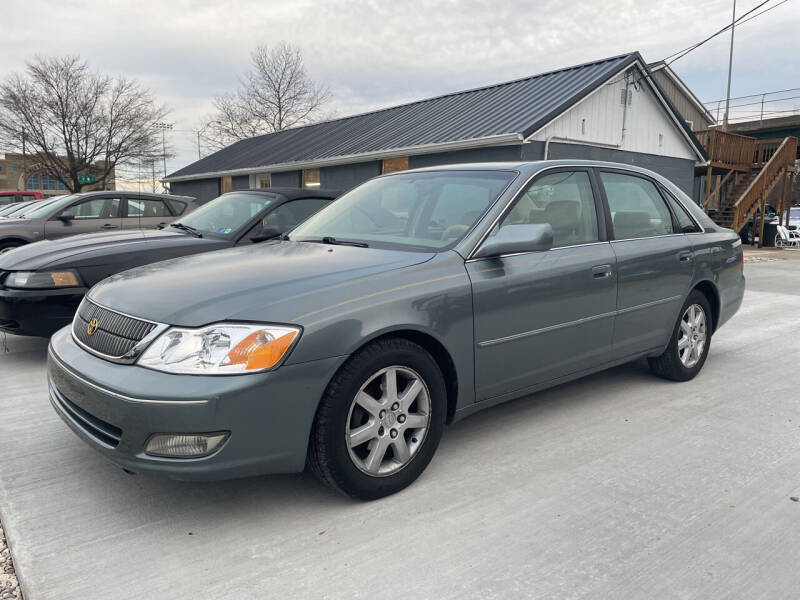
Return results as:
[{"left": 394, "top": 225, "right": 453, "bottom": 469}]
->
[
  {"left": 0, "top": 153, "right": 115, "bottom": 196},
  {"left": 647, "top": 62, "right": 716, "bottom": 132},
  {"left": 165, "top": 52, "right": 707, "bottom": 203}
]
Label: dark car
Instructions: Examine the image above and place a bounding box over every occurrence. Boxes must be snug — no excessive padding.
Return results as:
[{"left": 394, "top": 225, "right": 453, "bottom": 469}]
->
[
  {"left": 45, "top": 161, "right": 744, "bottom": 499},
  {"left": 0, "top": 191, "right": 198, "bottom": 252},
  {"left": 0, "top": 188, "right": 338, "bottom": 336}
]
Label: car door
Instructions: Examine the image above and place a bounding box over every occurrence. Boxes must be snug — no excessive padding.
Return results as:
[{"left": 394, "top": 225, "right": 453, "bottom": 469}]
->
[
  {"left": 44, "top": 195, "right": 123, "bottom": 240},
  {"left": 124, "top": 196, "right": 173, "bottom": 230},
  {"left": 238, "top": 198, "right": 332, "bottom": 244},
  {"left": 467, "top": 169, "right": 617, "bottom": 401},
  {"left": 597, "top": 169, "right": 695, "bottom": 359}
]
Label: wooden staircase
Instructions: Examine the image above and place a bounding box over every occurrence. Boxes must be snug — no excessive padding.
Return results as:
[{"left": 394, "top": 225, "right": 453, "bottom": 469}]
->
[{"left": 696, "top": 129, "right": 797, "bottom": 243}]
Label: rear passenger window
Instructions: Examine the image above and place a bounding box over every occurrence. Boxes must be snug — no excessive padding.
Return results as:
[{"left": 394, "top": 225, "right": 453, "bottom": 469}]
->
[
  {"left": 165, "top": 198, "right": 188, "bottom": 215},
  {"left": 127, "top": 199, "right": 170, "bottom": 218},
  {"left": 600, "top": 172, "right": 674, "bottom": 239},
  {"left": 500, "top": 171, "right": 598, "bottom": 248},
  {"left": 664, "top": 191, "right": 702, "bottom": 233}
]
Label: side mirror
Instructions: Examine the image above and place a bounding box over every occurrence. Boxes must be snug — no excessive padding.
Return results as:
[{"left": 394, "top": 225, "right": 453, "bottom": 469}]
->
[
  {"left": 58, "top": 212, "right": 75, "bottom": 223},
  {"left": 250, "top": 227, "right": 281, "bottom": 243},
  {"left": 473, "top": 223, "right": 553, "bottom": 259}
]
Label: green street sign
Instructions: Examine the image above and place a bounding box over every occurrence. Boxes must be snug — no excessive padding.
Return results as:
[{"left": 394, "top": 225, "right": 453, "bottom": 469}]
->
[{"left": 78, "top": 173, "right": 96, "bottom": 185}]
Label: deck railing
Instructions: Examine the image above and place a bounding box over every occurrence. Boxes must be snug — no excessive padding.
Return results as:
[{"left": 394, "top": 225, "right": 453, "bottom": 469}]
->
[{"left": 695, "top": 129, "right": 758, "bottom": 169}]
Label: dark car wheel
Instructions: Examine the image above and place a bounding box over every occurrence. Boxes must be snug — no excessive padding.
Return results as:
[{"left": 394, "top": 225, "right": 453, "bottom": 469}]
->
[
  {"left": 0, "top": 241, "right": 23, "bottom": 253},
  {"left": 308, "top": 338, "right": 446, "bottom": 500},
  {"left": 648, "top": 290, "right": 712, "bottom": 382}
]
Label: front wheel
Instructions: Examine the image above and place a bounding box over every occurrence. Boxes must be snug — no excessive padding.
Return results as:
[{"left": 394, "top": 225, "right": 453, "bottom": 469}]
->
[
  {"left": 648, "top": 291, "right": 712, "bottom": 381},
  {"left": 0, "top": 240, "right": 23, "bottom": 254},
  {"left": 308, "top": 338, "right": 446, "bottom": 500}
]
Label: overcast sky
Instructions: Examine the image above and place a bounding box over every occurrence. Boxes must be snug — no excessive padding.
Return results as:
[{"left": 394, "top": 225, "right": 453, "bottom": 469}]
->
[{"left": 2, "top": 0, "right": 797, "bottom": 184}]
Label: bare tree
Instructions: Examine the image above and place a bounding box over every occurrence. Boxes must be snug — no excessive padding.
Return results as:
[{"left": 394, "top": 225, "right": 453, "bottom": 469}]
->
[
  {"left": 0, "top": 55, "right": 169, "bottom": 193},
  {"left": 202, "top": 42, "right": 331, "bottom": 151}
]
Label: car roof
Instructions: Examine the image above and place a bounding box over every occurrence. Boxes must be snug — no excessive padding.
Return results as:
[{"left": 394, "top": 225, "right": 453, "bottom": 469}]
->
[
  {"left": 223, "top": 188, "right": 342, "bottom": 201},
  {"left": 70, "top": 190, "right": 196, "bottom": 200}
]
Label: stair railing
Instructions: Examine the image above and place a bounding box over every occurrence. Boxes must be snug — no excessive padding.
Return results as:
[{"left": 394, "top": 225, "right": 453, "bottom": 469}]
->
[{"left": 732, "top": 136, "right": 798, "bottom": 232}]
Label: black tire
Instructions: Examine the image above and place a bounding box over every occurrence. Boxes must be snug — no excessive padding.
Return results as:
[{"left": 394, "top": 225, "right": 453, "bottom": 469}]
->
[
  {"left": 648, "top": 290, "right": 712, "bottom": 382},
  {"left": 308, "top": 338, "right": 446, "bottom": 500},
  {"left": 0, "top": 240, "right": 23, "bottom": 253}
]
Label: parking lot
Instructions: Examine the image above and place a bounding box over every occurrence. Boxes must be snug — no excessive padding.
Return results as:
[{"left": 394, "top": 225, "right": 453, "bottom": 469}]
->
[{"left": 1, "top": 255, "right": 799, "bottom": 599}]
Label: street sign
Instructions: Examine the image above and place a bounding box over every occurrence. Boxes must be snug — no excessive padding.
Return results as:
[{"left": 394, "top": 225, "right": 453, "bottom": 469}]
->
[{"left": 78, "top": 173, "right": 96, "bottom": 185}]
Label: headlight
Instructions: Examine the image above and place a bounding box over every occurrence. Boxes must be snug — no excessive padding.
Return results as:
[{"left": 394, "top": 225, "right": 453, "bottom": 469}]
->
[
  {"left": 137, "top": 323, "right": 301, "bottom": 375},
  {"left": 4, "top": 270, "right": 81, "bottom": 289}
]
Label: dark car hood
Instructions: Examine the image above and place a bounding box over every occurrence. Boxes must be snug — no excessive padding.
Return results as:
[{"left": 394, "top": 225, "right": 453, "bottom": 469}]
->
[
  {"left": 0, "top": 228, "right": 222, "bottom": 271},
  {"left": 89, "top": 241, "right": 435, "bottom": 326}
]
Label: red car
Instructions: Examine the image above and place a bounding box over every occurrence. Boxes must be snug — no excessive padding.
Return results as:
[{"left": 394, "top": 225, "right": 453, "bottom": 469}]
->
[{"left": 0, "top": 191, "right": 44, "bottom": 206}]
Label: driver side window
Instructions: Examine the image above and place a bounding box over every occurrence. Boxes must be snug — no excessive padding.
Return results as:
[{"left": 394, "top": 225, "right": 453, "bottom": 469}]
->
[{"left": 499, "top": 171, "right": 599, "bottom": 248}]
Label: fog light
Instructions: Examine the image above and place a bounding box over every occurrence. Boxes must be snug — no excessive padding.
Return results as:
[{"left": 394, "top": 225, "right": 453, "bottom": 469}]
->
[{"left": 144, "top": 432, "right": 230, "bottom": 458}]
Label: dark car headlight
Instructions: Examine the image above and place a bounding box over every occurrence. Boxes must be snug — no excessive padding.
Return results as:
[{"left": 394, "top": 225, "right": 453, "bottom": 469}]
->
[{"left": 4, "top": 270, "right": 82, "bottom": 289}]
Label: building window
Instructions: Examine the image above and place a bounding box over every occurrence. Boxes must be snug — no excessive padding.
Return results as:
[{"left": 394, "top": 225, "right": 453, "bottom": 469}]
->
[
  {"left": 11, "top": 166, "right": 18, "bottom": 173},
  {"left": 221, "top": 176, "right": 232, "bottom": 194},
  {"left": 302, "top": 168, "right": 320, "bottom": 189},
  {"left": 253, "top": 173, "right": 271, "bottom": 189},
  {"left": 26, "top": 174, "right": 40, "bottom": 189},
  {"left": 382, "top": 157, "right": 409, "bottom": 174}
]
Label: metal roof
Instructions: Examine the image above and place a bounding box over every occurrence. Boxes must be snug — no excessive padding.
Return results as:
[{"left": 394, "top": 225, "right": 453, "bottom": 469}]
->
[{"left": 168, "top": 52, "right": 703, "bottom": 181}]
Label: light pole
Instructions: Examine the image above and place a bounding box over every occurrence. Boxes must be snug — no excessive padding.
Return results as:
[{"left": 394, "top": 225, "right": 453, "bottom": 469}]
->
[
  {"left": 722, "top": 0, "right": 736, "bottom": 131},
  {"left": 153, "top": 122, "right": 173, "bottom": 189}
]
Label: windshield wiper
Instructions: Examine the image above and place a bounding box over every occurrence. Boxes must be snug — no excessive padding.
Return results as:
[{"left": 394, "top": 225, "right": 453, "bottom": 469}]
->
[
  {"left": 170, "top": 222, "right": 203, "bottom": 238},
  {"left": 320, "top": 236, "right": 368, "bottom": 248}
]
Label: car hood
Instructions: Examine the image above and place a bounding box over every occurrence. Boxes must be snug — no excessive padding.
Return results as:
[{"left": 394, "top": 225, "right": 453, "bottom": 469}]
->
[
  {"left": 89, "top": 241, "right": 436, "bottom": 326},
  {"left": 0, "top": 228, "right": 219, "bottom": 271}
]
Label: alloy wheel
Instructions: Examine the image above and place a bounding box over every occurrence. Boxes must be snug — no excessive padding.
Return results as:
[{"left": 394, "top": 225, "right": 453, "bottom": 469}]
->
[
  {"left": 677, "top": 304, "right": 707, "bottom": 368},
  {"left": 345, "top": 366, "right": 431, "bottom": 477}
]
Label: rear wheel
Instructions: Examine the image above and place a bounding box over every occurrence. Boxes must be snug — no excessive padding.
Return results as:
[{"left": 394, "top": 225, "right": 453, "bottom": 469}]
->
[
  {"left": 308, "top": 338, "right": 446, "bottom": 500},
  {"left": 648, "top": 290, "right": 712, "bottom": 381}
]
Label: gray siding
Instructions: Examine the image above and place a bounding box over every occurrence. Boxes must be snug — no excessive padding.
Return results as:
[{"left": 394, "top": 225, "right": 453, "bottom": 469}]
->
[
  {"left": 651, "top": 70, "right": 712, "bottom": 131},
  {"left": 168, "top": 178, "right": 219, "bottom": 204},
  {"left": 231, "top": 175, "right": 250, "bottom": 191},
  {"left": 320, "top": 161, "right": 381, "bottom": 191},
  {"left": 409, "top": 145, "right": 523, "bottom": 168},
  {"left": 524, "top": 142, "right": 695, "bottom": 196},
  {"left": 271, "top": 171, "right": 301, "bottom": 188}
]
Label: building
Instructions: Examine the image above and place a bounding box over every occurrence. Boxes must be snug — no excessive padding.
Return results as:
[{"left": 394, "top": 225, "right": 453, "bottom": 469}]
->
[
  {"left": 165, "top": 52, "right": 707, "bottom": 203},
  {"left": 647, "top": 61, "right": 716, "bottom": 131},
  {"left": 0, "top": 153, "right": 115, "bottom": 196}
]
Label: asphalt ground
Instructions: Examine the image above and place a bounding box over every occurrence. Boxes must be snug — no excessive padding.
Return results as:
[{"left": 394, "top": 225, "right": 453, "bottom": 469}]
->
[{"left": 0, "top": 257, "right": 799, "bottom": 599}]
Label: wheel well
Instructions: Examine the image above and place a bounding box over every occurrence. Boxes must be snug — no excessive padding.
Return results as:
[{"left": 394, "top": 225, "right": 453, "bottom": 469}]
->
[
  {"left": 365, "top": 330, "right": 459, "bottom": 423},
  {"left": 693, "top": 281, "right": 720, "bottom": 332},
  {"left": 0, "top": 238, "right": 28, "bottom": 247}
]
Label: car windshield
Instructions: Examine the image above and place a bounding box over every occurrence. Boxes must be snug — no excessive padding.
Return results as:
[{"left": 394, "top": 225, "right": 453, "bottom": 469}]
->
[
  {"left": 175, "top": 191, "right": 277, "bottom": 238},
  {"left": 290, "top": 170, "right": 516, "bottom": 250},
  {"left": 21, "top": 194, "right": 81, "bottom": 219}
]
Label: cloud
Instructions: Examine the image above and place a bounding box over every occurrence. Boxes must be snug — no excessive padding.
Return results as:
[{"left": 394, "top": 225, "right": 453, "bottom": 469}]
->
[{"left": 2, "top": 0, "right": 797, "bottom": 183}]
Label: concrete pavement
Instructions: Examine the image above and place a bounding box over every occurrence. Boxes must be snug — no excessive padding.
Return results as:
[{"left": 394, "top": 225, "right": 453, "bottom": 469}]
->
[{"left": 1, "top": 259, "right": 799, "bottom": 599}]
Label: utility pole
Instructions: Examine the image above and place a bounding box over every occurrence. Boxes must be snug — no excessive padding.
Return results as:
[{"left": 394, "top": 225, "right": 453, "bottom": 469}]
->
[
  {"left": 21, "top": 127, "right": 26, "bottom": 191},
  {"left": 722, "top": 0, "right": 736, "bottom": 131}
]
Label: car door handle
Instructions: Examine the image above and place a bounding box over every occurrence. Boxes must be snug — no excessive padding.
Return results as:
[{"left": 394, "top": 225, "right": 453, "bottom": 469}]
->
[
  {"left": 678, "top": 251, "right": 694, "bottom": 263},
  {"left": 101, "top": 224, "right": 119, "bottom": 229},
  {"left": 591, "top": 264, "right": 613, "bottom": 278}
]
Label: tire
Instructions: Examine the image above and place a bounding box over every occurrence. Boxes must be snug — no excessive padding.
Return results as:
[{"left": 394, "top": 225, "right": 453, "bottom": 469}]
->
[
  {"left": 0, "top": 240, "right": 23, "bottom": 253},
  {"left": 308, "top": 338, "right": 446, "bottom": 500},
  {"left": 648, "top": 290, "right": 712, "bottom": 382}
]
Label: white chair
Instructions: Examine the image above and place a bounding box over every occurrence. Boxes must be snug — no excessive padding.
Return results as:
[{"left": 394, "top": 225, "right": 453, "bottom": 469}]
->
[{"left": 775, "top": 225, "right": 800, "bottom": 249}]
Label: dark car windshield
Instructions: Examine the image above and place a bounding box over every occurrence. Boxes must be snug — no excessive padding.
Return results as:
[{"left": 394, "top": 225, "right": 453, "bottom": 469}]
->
[
  {"left": 175, "top": 192, "right": 277, "bottom": 238},
  {"left": 21, "top": 194, "right": 81, "bottom": 219},
  {"left": 290, "top": 170, "right": 516, "bottom": 251}
]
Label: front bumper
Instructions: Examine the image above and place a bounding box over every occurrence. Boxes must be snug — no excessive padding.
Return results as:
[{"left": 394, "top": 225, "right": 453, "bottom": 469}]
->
[
  {"left": 0, "top": 286, "right": 86, "bottom": 336},
  {"left": 47, "top": 327, "right": 347, "bottom": 480}
]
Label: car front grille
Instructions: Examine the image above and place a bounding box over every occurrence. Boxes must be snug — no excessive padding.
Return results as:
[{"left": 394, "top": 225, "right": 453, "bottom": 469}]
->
[
  {"left": 73, "top": 298, "right": 157, "bottom": 360},
  {"left": 49, "top": 380, "right": 123, "bottom": 448}
]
